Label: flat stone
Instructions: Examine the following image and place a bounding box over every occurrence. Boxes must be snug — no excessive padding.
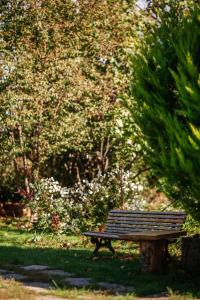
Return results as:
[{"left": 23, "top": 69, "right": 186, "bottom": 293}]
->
[
  {"left": 63, "top": 277, "right": 91, "bottom": 287},
  {"left": 21, "top": 265, "right": 50, "bottom": 271},
  {"left": 0, "top": 269, "right": 10, "bottom": 274},
  {"left": 98, "top": 282, "right": 134, "bottom": 293},
  {"left": 40, "top": 269, "right": 74, "bottom": 277},
  {"left": 2, "top": 273, "right": 27, "bottom": 281},
  {"left": 24, "top": 281, "right": 52, "bottom": 293}
]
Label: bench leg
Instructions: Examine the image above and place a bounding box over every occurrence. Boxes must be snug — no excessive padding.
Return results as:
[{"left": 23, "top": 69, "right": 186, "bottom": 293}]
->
[
  {"left": 105, "top": 239, "right": 115, "bottom": 255},
  {"left": 91, "top": 237, "right": 115, "bottom": 256},
  {"left": 91, "top": 237, "right": 101, "bottom": 256}
]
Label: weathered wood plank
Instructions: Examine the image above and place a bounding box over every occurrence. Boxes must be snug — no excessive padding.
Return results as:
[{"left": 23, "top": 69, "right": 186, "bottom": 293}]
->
[
  {"left": 107, "top": 219, "right": 182, "bottom": 227},
  {"left": 106, "top": 225, "right": 180, "bottom": 231},
  {"left": 107, "top": 217, "right": 185, "bottom": 224},
  {"left": 105, "top": 228, "right": 181, "bottom": 235},
  {"left": 110, "top": 210, "right": 185, "bottom": 216},
  {"left": 119, "top": 230, "right": 186, "bottom": 241},
  {"left": 106, "top": 224, "right": 180, "bottom": 231},
  {"left": 109, "top": 213, "right": 185, "bottom": 220},
  {"left": 83, "top": 229, "right": 186, "bottom": 242},
  {"left": 109, "top": 216, "right": 185, "bottom": 222},
  {"left": 107, "top": 220, "right": 182, "bottom": 227},
  {"left": 83, "top": 232, "right": 119, "bottom": 239},
  {"left": 107, "top": 220, "right": 181, "bottom": 226},
  {"left": 107, "top": 229, "right": 141, "bottom": 233}
]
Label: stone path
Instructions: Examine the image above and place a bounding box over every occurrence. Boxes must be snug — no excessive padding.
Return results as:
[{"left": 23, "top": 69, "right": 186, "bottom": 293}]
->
[{"left": 0, "top": 264, "right": 170, "bottom": 300}]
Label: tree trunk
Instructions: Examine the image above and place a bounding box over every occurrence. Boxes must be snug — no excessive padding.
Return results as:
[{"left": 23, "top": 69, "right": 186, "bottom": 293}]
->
[
  {"left": 18, "top": 125, "right": 30, "bottom": 195},
  {"left": 119, "top": 165, "right": 125, "bottom": 209},
  {"left": 9, "top": 130, "right": 21, "bottom": 188}
]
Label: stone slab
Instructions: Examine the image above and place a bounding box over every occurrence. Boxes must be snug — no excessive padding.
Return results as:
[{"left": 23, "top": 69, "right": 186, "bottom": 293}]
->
[
  {"left": 98, "top": 282, "right": 134, "bottom": 293},
  {"left": 2, "top": 273, "right": 27, "bottom": 281},
  {"left": 0, "top": 269, "right": 11, "bottom": 274},
  {"left": 63, "top": 277, "right": 91, "bottom": 287},
  {"left": 21, "top": 265, "right": 50, "bottom": 271},
  {"left": 40, "top": 269, "right": 74, "bottom": 277}
]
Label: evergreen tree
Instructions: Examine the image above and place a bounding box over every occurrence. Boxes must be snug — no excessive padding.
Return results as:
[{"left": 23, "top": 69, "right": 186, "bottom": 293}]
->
[{"left": 129, "top": 2, "right": 200, "bottom": 219}]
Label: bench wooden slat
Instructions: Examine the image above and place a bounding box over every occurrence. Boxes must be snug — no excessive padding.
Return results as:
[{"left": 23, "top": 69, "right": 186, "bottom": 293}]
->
[
  {"left": 107, "top": 218, "right": 183, "bottom": 226},
  {"left": 84, "top": 229, "right": 164, "bottom": 239},
  {"left": 107, "top": 220, "right": 182, "bottom": 227},
  {"left": 108, "top": 216, "right": 185, "bottom": 222},
  {"left": 107, "top": 217, "right": 185, "bottom": 224},
  {"left": 106, "top": 224, "right": 180, "bottom": 231},
  {"left": 109, "top": 212, "right": 185, "bottom": 220},
  {"left": 105, "top": 228, "right": 180, "bottom": 235},
  {"left": 105, "top": 229, "right": 146, "bottom": 234},
  {"left": 119, "top": 230, "right": 186, "bottom": 241},
  {"left": 83, "top": 231, "right": 119, "bottom": 239},
  {"left": 110, "top": 210, "right": 185, "bottom": 216}
]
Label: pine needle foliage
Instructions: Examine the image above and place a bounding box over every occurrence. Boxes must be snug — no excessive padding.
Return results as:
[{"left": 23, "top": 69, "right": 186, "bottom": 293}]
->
[{"left": 129, "top": 2, "right": 200, "bottom": 220}]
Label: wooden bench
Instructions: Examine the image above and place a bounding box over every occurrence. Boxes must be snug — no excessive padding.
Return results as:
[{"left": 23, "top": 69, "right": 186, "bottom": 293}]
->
[{"left": 83, "top": 210, "right": 186, "bottom": 272}]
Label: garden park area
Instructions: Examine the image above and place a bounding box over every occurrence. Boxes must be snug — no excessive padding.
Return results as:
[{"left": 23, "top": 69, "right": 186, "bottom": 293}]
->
[
  {"left": 0, "top": 217, "right": 199, "bottom": 300},
  {"left": 1, "top": 0, "right": 200, "bottom": 299}
]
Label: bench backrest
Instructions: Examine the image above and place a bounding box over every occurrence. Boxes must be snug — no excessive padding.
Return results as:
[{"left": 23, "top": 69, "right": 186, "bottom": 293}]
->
[{"left": 105, "top": 210, "right": 186, "bottom": 235}]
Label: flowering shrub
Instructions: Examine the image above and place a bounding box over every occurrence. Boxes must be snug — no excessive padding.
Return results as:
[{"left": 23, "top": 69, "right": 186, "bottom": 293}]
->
[
  {"left": 27, "top": 170, "right": 149, "bottom": 233},
  {"left": 28, "top": 178, "right": 83, "bottom": 233},
  {"left": 71, "top": 168, "right": 149, "bottom": 230}
]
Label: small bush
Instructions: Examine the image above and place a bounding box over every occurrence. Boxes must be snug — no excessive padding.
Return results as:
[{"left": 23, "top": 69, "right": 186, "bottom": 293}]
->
[{"left": 27, "top": 171, "right": 148, "bottom": 233}]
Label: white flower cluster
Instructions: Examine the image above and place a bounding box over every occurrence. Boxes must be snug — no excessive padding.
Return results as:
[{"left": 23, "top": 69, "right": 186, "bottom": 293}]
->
[
  {"left": 28, "top": 170, "right": 148, "bottom": 233},
  {"left": 29, "top": 178, "right": 84, "bottom": 233}
]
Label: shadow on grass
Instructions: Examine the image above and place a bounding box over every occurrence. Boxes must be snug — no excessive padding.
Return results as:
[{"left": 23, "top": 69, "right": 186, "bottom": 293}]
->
[{"left": 0, "top": 245, "right": 199, "bottom": 297}]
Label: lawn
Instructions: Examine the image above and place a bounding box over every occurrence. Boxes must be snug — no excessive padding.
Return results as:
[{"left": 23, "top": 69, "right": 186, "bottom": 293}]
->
[{"left": 0, "top": 218, "right": 199, "bottom": 299}]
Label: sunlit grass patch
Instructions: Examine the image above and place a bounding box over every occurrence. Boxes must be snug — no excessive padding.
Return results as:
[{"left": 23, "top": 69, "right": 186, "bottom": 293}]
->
[
  {"left": 48, "top": 287, "right": 136, "bottom": 300},
  {"left": 0, "top": 278, "right": 36, "bottom": 300},
  {"left": 0, "top": 218, "right": 200, "bottom": 298}
]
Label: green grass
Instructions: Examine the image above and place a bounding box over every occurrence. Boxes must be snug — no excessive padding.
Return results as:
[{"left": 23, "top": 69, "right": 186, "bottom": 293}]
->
[{"left": 0, "top": 218, "right": 200, "bottom": 299}]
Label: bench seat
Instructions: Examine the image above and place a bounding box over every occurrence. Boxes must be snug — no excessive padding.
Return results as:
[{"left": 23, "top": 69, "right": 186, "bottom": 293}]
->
[
  {"left": 82, "top": 232, "right": 120, "bottom": 240},
  {"left": 83, "top": 210, "right": 186, "bottom": 255},
  {"left": 83, "top": 210, "right": 186, "bottom": 273}
]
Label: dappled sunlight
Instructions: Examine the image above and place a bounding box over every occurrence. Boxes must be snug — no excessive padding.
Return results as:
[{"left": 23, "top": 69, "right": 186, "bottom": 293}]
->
[{"left": 0, "top": 235, "right": 199, "bottom": 298}]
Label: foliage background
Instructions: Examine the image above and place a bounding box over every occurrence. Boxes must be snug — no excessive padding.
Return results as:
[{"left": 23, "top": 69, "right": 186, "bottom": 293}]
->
[
  {"left": 2, "top": 0, "right": 200, "bottom": 229},
  {"left": 0, "top": 0, "right": 152, "bottom": 230}
]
